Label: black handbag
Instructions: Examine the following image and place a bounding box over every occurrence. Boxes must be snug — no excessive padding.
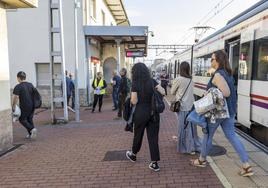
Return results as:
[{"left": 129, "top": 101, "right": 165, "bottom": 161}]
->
[
  {"left": 124, "top": 122, "right": 133, "bottom": 132},
  {"left": 170, "top": 79, "right": 191, "bottom": 112},
  {"left": 123, "top": 97, "right": 131, "bottom": 121},
  {"left": 124, "top": 104, "right": 136, "bottom": 133}
]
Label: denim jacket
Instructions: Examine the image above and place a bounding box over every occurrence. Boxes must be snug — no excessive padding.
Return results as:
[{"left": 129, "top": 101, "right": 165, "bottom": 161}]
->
[{"left": 207, "top": 68, "right": 237, "bottom": 117}]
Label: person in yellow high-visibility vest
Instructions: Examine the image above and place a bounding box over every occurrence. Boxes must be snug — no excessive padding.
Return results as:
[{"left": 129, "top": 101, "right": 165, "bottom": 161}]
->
[{"left": 91, "top": 72, "right": 107, "bottom": 113}]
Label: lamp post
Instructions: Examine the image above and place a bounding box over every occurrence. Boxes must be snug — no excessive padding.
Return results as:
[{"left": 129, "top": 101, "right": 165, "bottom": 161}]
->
[
  {"left": 115, "top": 38, "right": 122, "bottom": 74},
  {"left": 74, "top": 0, "right": 80, "bottom": 122}
]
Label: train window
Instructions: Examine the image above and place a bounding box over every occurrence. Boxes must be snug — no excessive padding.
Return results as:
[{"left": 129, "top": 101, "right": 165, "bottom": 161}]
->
[
  {"left": 239, "top": 42, "right": 252, "bottom": 80},
  {"left": 254, "top": 38, "right": 268, "bottom": 81},
  {"left": 193, "top": 55, "right": 212, "bottom": 77}
]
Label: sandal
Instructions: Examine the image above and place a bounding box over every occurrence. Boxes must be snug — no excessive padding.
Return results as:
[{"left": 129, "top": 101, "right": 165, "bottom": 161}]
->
[
  {"left": 190, "top": 151, "right": 196, "bottom": 155},
  {"left": 172, "top": 136, "right": 178, "bottom": 141},
  {"left": 239, "top": 166, "right": 254, "bottom": 177},
  {"left": 190, "top": 159, "right": 207, "bottom": 167}
]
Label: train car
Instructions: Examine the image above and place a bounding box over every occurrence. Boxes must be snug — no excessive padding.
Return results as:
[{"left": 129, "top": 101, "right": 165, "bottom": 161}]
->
[
  {"left": 168, "top": 48, "right": 193, "bottom": 79},
  {"left": 168, "top": 0, "right": 268, "bottom": 145}
]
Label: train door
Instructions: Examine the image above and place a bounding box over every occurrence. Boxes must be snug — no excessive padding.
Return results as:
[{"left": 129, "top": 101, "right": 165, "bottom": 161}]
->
[
  {"left": 237, "top": 32, "right": 254, "bottom": 128},
  {"left": 177, "top": 61, "right": 180, "bottom": 77},
  {"left": 228, "top": 39, "right": 240, "bottom": 86},
  {"left": 174, "top": 60, "right": 177, "bottom": 78},
  {"left": 227, "top": 38, "right": 252, "bottom": 126}
]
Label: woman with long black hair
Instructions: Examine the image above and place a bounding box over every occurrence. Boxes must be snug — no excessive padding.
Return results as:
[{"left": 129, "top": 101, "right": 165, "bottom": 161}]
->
[
  {"left": 191, "top": 50, "right": 253, "bottom": 177},
  {"left": 126, "top": 62, "right": 165, "bottom": 172}
]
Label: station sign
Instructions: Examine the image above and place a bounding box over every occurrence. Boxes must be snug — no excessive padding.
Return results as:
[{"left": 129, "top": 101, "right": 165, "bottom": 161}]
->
[
  {"left": 126, "top": 50, "right": 144, "bottom": 57},
  {"left": 91, "top": 56, "right": 100, "bottom": 64}
]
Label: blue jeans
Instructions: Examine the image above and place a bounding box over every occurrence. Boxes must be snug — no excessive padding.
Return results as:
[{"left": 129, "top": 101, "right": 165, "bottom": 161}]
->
[
  {"left": 112, "top": 88, "right": 119, "bottom": 109},
  {"left": 200, "top": 116, "right": 249, "bottom": 163}
]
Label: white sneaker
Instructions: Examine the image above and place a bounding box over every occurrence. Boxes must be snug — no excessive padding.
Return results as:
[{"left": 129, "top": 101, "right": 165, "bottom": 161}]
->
[
  {"left": 25, "top": 134, "right": 31, "bottom": 139},
  {"left": 31, "top": 128, "right": 37, "bottom": 139}
]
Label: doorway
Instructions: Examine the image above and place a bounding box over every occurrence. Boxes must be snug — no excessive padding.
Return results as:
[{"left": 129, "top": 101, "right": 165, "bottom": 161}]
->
[
  {"left": 103, "top": 57, "right": 117, "bottom": 83},
  {"left": 226, "top": 37, "right": 240, "bottom": 87}
]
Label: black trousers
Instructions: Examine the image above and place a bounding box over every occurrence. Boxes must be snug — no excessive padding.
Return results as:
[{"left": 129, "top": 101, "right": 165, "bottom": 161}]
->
[
  {"left": 19, "top": 110, "right": 35, "bottom": 135},
  {"left": 132, "top": 104, "right": 160, "bottom": 161},
  {"left": 71, "top": 92, "right": 75, "bottom": 109},
  {"left": 93, "top": 94, "right": 103, "bottom": 110},
  {"left": 118, "top": 93, "right": 127, "bottom": 117},
  {"left": 62, "top": 95, "right": 71, "bottom": 108},
  {"left": 161, "top": 83, "right": 168, "bottom": 95}
]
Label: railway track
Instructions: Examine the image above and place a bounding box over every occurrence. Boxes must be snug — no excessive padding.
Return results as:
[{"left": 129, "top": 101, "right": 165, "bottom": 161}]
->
[{"left": 235, "top": 126, "right": 268, "bottom": 154}]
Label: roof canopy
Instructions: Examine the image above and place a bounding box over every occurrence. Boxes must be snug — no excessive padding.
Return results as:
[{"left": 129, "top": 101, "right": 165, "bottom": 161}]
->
[
  {"left": 1, "top": 0, "right": 38, "bottom": 8},
  {"left": 104, "top": 0, "right": 130, "bottom": 26},
  {"left": 84, "top": 26, "right": 149, "bottom": 56}
]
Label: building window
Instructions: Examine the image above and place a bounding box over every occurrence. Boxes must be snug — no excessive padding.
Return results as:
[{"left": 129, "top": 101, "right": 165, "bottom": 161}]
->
[
  {"left": 36, "top": 63, "right": 61, "bottom": 87},
  {"left": 83, "top": 0, "right": 90, "bottom": 25},
  {"left": 253, "top": 38, "right": 268, "bottom": 81},
  {"left": 90, "top": 0, "right": 96, "bottom": 19},
  {"left": 101, "top": 10, "right": 105, "bottom": 25}
]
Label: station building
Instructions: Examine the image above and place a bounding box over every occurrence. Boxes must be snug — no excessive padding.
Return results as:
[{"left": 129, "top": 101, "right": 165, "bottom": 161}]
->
[
  {"left": 7, "top": 0, "right": 148, "bottom": 107},
  {"left": 0, "top": 0, "right": 38, "bottom": 152}
]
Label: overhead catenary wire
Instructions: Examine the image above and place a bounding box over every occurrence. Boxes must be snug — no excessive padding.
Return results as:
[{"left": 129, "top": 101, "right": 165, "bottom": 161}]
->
[
  {"left": 202, "top": 0, "right": 235, "bottom": 25},
  {"left": 176, "top": 0, "right": 224, "bottom": 44},
  {"left": 196, "top": 0, "right": 224, "bottom": 26},
  {"left": 177, "top": 0, "right": 235, "bottom": 44}
]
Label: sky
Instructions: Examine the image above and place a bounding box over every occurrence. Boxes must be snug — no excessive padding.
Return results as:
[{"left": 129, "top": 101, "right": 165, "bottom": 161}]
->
[{"left": 123, "top": 0, "right": 261, "bottom": 61}]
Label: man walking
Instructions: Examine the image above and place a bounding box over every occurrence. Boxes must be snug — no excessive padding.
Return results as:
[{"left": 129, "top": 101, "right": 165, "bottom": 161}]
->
[
  {"left": 62, "top": 70, "right": 72, "bottom": 108},
  {"left": 69, "top": 73, "right": 75, "bottom": 110},
  {"left": 12, "top": 71, "right": 37, "bottom": 139},
  {"left": 115, "top": 68, "right": 130, "bottom": 119},
  {"left": 160, "top": 70, "right": 169, "bottom": 95},
  {"left": 112, "top": 70, "right": 121, "bottom": 111}
]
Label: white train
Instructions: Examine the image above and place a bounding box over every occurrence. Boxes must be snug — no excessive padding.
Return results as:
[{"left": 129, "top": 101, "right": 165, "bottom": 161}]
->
[{"left": 167, "top": 0, "right": 268, "bottom": 145}]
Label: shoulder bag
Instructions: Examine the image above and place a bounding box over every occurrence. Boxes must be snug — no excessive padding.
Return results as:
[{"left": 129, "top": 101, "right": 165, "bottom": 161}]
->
[{"left": 170, "top": 79, "right": 191, "bottom": 112}]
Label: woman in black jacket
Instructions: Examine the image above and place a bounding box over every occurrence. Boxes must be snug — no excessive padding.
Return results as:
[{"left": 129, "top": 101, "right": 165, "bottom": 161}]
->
[{"left": 126, "top": 63, "right": 165, "bottom": 172}]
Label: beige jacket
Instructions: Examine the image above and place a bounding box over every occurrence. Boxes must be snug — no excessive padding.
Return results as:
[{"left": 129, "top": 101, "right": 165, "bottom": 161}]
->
[{"left": 170, "top": 76, "right": 194, "bottom": 111}]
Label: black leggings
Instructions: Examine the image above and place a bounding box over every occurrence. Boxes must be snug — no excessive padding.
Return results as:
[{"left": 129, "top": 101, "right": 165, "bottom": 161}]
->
[
  {"left": 93, "top": 94, "right": 103, "bottom": 110},
  {"left": 132, "top": 104, "right": 160, "bottom": 161}
]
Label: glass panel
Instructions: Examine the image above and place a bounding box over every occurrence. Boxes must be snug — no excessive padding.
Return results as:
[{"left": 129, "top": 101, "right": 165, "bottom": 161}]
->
[
  {"left": 239, "top": 42, "right": 252, "bottom": 80},
  {"left": 204, "top": 57, "right": 211, "bottom": 76},
  {"left": 36, "top": 63, "right": 61, "bottom": 86},
  {"left": 256, "top": 38, "right": 268, "bottom": 81},
  {"left": 90, "top": 0, "right": 96, "bottom": 19},
  {"left": 101, "top": 10, "right": 105, "bottom": 25},
  {"left": 193, "top": 55, "right": 211, "bottom": 77}
]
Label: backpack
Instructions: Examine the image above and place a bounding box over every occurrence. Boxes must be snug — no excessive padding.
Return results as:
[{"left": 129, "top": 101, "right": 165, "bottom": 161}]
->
[
  {"left": 151, "top": 80, "right": 165, "bottom": 114},
  {"left": 33, "top": 87, "right": 42, "bottom": 108}
]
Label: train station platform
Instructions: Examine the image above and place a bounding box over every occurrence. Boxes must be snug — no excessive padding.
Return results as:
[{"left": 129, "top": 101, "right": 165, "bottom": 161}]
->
[{"left": 0, "top": 97, "right": 267, "bottom": 188}]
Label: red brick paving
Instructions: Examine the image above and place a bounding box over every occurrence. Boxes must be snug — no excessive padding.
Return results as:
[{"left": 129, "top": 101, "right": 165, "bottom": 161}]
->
[{"left": 0, "top": 98, "right": 223, "bottom": 188}]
